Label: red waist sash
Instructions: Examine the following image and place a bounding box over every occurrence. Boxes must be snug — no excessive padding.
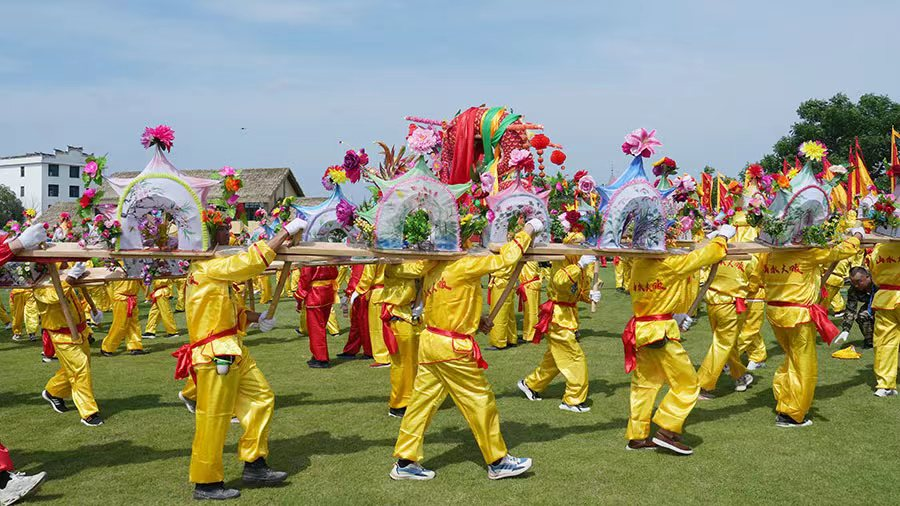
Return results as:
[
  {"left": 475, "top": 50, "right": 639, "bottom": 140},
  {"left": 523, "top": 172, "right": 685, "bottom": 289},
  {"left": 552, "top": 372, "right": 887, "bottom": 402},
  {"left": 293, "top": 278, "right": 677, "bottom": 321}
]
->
[
  {"left": 516, "top": 276, "right": 540, "bottom": 312},
  {"left": 621, "top": 314, "right": 674, "bottom": 373},
  {"left": 425, "top": 326, "right": 488, "bottom": 370},
  {"left": 768, "top": 300, "right": 839, "bottom": 344},
  {"left": 126, "top": 295, "right": 138, "bottom": 317},
  {"left": 533, "top": 300, "right": 577, "bottom": 344},
  {"left": 172, "top": 325, "right": 240, "bottom": 382},
  {"left": 381, "top": 303, "right": 399, "bottom": 355}
]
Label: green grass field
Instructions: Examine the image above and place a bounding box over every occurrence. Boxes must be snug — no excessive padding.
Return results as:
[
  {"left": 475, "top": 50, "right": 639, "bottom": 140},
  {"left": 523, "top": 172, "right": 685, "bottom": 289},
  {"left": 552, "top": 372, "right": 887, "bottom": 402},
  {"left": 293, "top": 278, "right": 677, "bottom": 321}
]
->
[{"left": 3, "top": 267, "right": 899, "bottom": 505}]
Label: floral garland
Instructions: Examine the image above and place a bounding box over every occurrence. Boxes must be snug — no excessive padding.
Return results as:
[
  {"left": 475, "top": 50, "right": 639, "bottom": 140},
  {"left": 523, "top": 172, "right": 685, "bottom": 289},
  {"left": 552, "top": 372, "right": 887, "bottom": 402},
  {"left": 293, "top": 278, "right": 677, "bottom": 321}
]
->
[
  {"left": 867, "top": 194, "right": 900, "bottom": 230},
  {"left": 78, "top": 154, "right": 107, "bottom": 221},
  {"left": 652, "top": 157, "right": 678, "bottom": 178},
  {"left": 80, "top": 213, "right": 122, "bottom": 249}
]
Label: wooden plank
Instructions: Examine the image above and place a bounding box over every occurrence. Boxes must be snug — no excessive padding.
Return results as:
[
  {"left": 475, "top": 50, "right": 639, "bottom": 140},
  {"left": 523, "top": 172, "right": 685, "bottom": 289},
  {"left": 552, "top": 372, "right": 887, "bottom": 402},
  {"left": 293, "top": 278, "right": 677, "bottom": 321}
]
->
[
  {"left": 47, "top": 264, "right": 82, "bottom": 339},
  {"left": 481, "top": 262, "right": 525, "bottom": 332}
]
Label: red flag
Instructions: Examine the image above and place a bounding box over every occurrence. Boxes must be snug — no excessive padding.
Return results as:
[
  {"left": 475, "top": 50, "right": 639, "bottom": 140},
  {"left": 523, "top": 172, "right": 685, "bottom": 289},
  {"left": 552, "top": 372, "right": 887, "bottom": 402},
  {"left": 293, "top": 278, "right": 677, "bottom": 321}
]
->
[
  {"left": 718, "top": 178, "right": 734, "bottom": 212},
  {"left": 891, "top": 127, "right": 900, "bottom": 192},
  {"left": 700, "top": 172, "right": 713, "bottom": 209},
  {"left": 794, "top": 156, "right": 803, "bottom": 171},
  {"left": 782, "top": 158, "right": 790, "bottom": 176}
]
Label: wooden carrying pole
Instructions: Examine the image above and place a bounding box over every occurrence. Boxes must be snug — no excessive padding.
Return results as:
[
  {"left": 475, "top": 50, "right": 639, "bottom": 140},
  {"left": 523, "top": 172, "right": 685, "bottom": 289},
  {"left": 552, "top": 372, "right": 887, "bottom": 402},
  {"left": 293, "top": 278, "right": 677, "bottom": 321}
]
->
[
  {"left": 266, "top": 261, "right": 293, "bottom": 315},
  {"left": 482, "top": 262, "right": 526, "bottom": 330},
  {"left": 687, "top": 262, "right": 720, "bottom": 318},
  {"left": 48, "top": 264, "right": 81, "bottom": 339},
  {"left": 245, "top": 280, "right": 256, "bottom": 311}
]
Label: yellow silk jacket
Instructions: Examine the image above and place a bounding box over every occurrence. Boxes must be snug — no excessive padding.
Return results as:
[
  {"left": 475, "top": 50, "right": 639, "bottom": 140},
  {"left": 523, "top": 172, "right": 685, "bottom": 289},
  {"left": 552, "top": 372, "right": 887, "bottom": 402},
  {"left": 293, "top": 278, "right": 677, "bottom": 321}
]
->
[
  {"left": 355, "top": 263, "right": 386, "bottom": 303},
  {"left": 107, "top": 279, "right": 142, "bottom": 301},
  {"left": 382, "top": 261, "right": 426, "bottom": 322},
  {"left": 33, "top": 282, "right": 90, "bottom": 344},
  {"left": 545, "top": 260, "right": 590, "bottom": 331},
  {"left": 871, "top": 243, "right": 900, "bottom": 310}
]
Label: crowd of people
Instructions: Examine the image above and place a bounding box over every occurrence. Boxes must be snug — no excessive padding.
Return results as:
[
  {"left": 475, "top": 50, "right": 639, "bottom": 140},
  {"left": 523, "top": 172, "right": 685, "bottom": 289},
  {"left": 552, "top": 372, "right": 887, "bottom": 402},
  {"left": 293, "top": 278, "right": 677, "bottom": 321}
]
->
[{"left": 2, "top": 202, "right": 898, "bottom": 503}]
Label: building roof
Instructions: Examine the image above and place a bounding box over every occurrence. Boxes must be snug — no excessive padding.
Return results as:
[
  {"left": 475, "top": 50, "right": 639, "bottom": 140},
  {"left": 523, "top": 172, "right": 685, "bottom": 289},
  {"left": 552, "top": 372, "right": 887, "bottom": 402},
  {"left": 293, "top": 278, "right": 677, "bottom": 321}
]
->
[
  {"left": 0, "top": 145, "right": 91, "bottom": 161},
  {"left": 97, "top": 167, "right": 304, "bottom": 204},
  {"left": 34, "top": 201, "right": 82, "bottom": 228}
]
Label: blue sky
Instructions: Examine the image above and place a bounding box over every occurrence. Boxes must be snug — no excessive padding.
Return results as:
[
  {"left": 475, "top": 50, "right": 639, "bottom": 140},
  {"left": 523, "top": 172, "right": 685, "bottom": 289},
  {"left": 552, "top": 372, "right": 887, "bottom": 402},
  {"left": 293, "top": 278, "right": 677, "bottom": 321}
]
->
[{"left": 1, "top": 0, "right": 898, "bottom": 200}]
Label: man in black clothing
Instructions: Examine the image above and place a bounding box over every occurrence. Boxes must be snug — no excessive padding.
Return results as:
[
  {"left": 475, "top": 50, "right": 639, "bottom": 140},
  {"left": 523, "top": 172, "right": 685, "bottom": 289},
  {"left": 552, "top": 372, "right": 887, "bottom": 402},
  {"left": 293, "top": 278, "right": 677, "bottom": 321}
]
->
[{"left": 836, "top": 266, "right": 876, "bottom": 349}]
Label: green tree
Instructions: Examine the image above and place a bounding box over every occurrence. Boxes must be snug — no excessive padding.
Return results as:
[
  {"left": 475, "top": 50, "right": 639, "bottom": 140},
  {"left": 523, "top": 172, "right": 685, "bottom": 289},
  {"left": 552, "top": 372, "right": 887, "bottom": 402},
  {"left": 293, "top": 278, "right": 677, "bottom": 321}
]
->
[
  {"left": 759, "top": 93, "right": 900, "bottom": 191},
  {"left": 0, "top": 184, "right": 24, "bottom": 226}
]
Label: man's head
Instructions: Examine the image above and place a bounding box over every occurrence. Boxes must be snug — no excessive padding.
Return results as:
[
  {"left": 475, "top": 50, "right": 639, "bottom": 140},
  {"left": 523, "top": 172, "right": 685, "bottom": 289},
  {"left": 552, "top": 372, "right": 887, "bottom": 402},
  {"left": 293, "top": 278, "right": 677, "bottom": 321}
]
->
[{"left": 849, "top": 266, "right": 872, "bottom": 291}]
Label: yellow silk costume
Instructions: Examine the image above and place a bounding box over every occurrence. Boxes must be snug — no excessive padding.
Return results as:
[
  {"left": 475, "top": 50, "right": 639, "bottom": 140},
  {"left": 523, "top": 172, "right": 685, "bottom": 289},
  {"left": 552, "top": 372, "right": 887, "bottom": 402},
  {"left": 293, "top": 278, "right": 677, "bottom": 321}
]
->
[
  {"left": 186, "top": 241, "right": 276, "bottom": 485},
  {"left": 10, "top": 289, "right": 39, "bottom": 336},
  {"left": 751, "top": 237, "right": 860, "bottom": 423},
  {"left": 145, "top": 279, "right": 178, "bottom": 335},
  {"left": 519, "top": 261, "right": 542, "bottom": 342},
  {"left": 102, "top": 279, "right": 143, "bottom": 352},
  {"left": 394, "top": 230, "right": 532, "bottom": 464},
  {"left": 615, "top": 258, "right": 632, "bottom": 290},
  {"left": 625, "top": 238, "right": 727, "bottom": 440},
  {"left": 524, "top": 259, "right": 590, "bottom": 405},
  {"left": 356, "top": 264, "right": 389, "bottom": 364},
  {"left": 734, "top": 211, "right": 767, "bottom": 364},
  {"left": 173, "top": 277, "right": 186, "bottom": 312},
  {"left": 34, "top": 282, "right": 99, "bottom": 419},
  {"left": 382, "top": 261, "right": 425, "bottom": 409},
  {"left": 698, "top": 257, "right": 756, "bottom": 390},
  {"left": 487, "top": 265, "right": 517, "bottom": 348},
  {"left": 88, "top": 284, "right": 112, "bottom": 312},
  {"left": 256, "top": 275, "right": 273, "bottom": 304},
  {"left": 823, "top": 257, "right": 850, "bottom": 313},
  {"left": 0, "top": 300, "right": 9, "bottom": 325},
  {"left": 871, "top": 243, "right": 900, "bottom": 390}
]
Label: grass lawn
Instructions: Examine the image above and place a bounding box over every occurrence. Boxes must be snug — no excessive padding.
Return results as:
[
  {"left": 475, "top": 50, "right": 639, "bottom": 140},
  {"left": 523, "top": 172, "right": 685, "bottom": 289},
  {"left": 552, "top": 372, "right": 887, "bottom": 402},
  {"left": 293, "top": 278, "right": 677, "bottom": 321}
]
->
[{"left": 2, "top": 267, "right": 898, "bottom": 505}]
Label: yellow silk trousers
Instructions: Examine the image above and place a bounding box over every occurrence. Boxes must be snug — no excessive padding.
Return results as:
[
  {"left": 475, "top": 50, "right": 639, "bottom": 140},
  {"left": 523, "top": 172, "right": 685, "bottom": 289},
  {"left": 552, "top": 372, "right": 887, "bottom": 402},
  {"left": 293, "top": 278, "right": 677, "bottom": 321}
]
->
[
  {"left": 190, "top": 349, "right": 274, "bottom": 484},
  {"left": 88, "top": 285, "right": 112, "bottom": 312},
  {"left": 44, "top": 338, "right": 99, "bottom": 419},
  {"left": 11, "top": 292, "right": 39, "bottom": 335},
  {"left": 145, "top": 297, "right": 178, "bottom": 335},
  {"left": 521, "top": 287, "right": 541, "bottom": 342},
  {"left": 388, "top": 319, "right": 420, "bottom": 409},
  {"left": 626, "top": 340, "right": 699, "bottom": 440},
  {"left": 0, "top": 302, "right": 9, "bottom": 325},
  {"left": 824, "top": 284, "right": 846, "bottom": 313},
  {"left": 257, "top": 276, "right": 272, "bottom": 304},
  {"left": 368, "top": 300, "right": 389, "bottom": 364},
  {"left": 394, "top": 358, "right": 507, "bottom": 465},
  {"left": 488, "top": 286, "right": 516, "bottom": 348},
  {"left": 327, "top": 303, "right": 340, "bottom": 335},
  {"left": 614, "top": 262, "right": 625, "bottom": 289},
  {"left": 102, "top": 301, "right": 142, "bottom": 352},
  {"left": 771, "top": 323, "right": 817, "bottom": 423},
  {"left": 697, "top": 303, "right": 747, "bottom": 391},
  {"left": 173, "top": 279, "right": 186, "bottom": 312},
  {"left": 874, "top": 307, "right": 900, "bottom": 389},
  {"left": 738, "top": 301, "right": 767, "bottom": 363},
  {"left": 524, "top": 327, "right": 588, "bottom": 405}
]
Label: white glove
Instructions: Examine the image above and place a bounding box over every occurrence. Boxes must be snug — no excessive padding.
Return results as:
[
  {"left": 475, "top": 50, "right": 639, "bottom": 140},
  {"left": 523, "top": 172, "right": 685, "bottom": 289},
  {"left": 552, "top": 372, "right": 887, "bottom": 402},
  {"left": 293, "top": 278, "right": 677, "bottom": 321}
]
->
[
  {"left": 525, "top": 218, "right": 544, "bottom": 235},
  {"left": 589, "top": 290, "right": 601, "bottom": 303},
  {"left": 833, "top": 331, "right": 849, "bottom": 346},
  {"left": 674, "top": 313, "right": 693, "bottom": 331},
  {"left": 411, "top": 302, "right": 424, "bottom": 320},
  {"left": 578, "top": 255, "right": 596, "bottom": 269},
  {"left": 258, "top": 310, "right": 277, "bottom": 332},
  {"left": 91, "top": 309, "right": 103, "bottom": 324},
  {"left": 349, "top": 292, "right": 359, "bottom": 305},
  {"left": 284, "top": 218, "right": 308, "bottom": 236},
  {"left": 847, "top": 227, "right": 865, "bottom": 239},
  {"left": 17, "top": 223, "right": 49, "bottom": 250},
  {"left": 708, "top": 224, "right": 736, "bottom": 240},
  {"left": 68, "top": 262, "right": 86, "bottom": 279}
]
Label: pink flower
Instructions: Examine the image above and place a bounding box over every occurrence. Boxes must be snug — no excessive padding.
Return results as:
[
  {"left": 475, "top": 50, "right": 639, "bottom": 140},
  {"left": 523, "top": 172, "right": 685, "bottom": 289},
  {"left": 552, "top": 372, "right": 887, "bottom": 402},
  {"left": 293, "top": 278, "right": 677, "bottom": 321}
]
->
[
  {"left": 407, "top": 127, "right": 440, "bottom": 154},
  {"left": 336, "top": 200, "right": 356, "bottom": 227},
  {"left": 140, "top": 124, "right": 175, "bottom": 151},
  {"left": 227, "top": 194, "right": 239, "bottom": 206},
  {"left": 321, "top": 174, "right": 335, "bottom": 191},
  {"left": 84, "top": 188, "right": 96, "bottom": 198},
  {"left": 486, "top": 210, "right": 495, "bottom": 222},
  {"left": 93, "top": 214, "right": 104, "bottom": 224},
  {"left": 621, "top": 128, "right": 662, "bottom": 158},
  {"left": 358, "top": 149, "right": 369, "bottom": 167},
  {"left": 84, "top": 161, "right": 98, "bottom": 177},
  {"left": 219, "top": 166, "right": 236, "bottom": 177},
  {"left": 508, "top": 148, "right": 532, "bottom": 167},
  {"left": 480, "top": 173, "right": 495, "bottom": 193},
  {"left": 679, "top": 216, "right": 694, "bottom": 232},
  {"left": 555, "top": 182, "right": 563, "bottom": 192},
  {"left": 577, "top": 175, "right": 596, "bottom": 194},
  {"left": 748, "top": 195, "right": 763, "bottom": 208}
]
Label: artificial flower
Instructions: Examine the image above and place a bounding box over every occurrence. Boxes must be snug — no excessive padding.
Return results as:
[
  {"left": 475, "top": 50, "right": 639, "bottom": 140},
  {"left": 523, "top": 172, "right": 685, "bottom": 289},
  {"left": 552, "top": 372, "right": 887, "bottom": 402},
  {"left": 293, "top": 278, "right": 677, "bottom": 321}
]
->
[
  {"left": 407, "top": 127, "right": 440, "bottom": 154},
  {"left": 140, "top": 125, "right": 175, "bottom": 151},
  {"left": 573, "top": 170, "right": 588, "bottom": 182},
  {"left": 358, "top": 148, "right": 369, "bottom": 167},
  {"left": 329, "top": 167, "right": 348, "bottom": 185},
  {"left": 343, "top": 150, "right": 360, "bottom": 171},
  {"left": 530, "top": 134, "right": 551, "bottom": 150},
  {"left": 225, "top": 178, "right": 242, "bottom": 192},
  {"left": 621, "top": 128, "right": 662, "bottom": 158},
  {"left": 509, "top": 148, "right": 532, "bottom": 167},
  {"left": 798, "top": 140, "right": 827, "bottom": 162},
  {"left": 829, "top": 164, "right": 847, "bottom": 175},
  {"left": 335, "top": 200, "right": 356, "bottom": 228},
  {"left": 219, "top": 166, "right": 236, "bottom": 177},
  {"left": 322, "top": 174, "right": 335, "bottom": 191},
  {"left": 480, "top": 173, "right": 495, "bottom": 193},
  {"left": 550, "top": 150, "right": 566, "bottom": 165},
  {"left": 577, "top": 175, "right": 596, "bottom": 194},
  {"left": 226, "top": 194, "right": 239, "bottom": 206},
  {"left": 747, "top": 163, "right": 764, "bottom": 179},
  {"left": 84, "top": 161, "right": 99, "bottom": 177}
]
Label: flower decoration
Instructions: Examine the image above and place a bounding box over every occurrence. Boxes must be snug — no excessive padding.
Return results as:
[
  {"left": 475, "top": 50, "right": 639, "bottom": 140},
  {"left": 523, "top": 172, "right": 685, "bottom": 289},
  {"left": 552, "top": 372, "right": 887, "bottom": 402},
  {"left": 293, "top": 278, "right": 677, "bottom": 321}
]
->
[
  {"left": 747, "top": 163, "right": 764, "bottom": 180},
  {"left": 829, "top": 164, "right": 847, "bottom": 175},
  {"left": 798, "top": 140, "right": 827, "bottom": 161},
  {"left": 88, "top": 214, "right": 122, "bottom": 249},
  {"left": 509, "top": 148, "right": 533, "bottom": 168},
  {"left": 530, "top": 134, "right": 551, "bottom": 150},
  {"left": 78, "top": 155, "right": 108, "bottom": 220},
  {"left": 550, "top": 150, "right": 566, "bottom": 166},
  {"left": 407, "top": 126, "right": 441, "bottom": 155},
  {"left": 322, "top": 165, "right": 350, "bottom": 190},
  {"left": 23, "top": 209, "right": 36, "bottom": 220},
  {"left": 577, "top": 175, "right": 595, "bottom": 194},
  {"left": 621, "top": 128, "right": 662, "bottom": 158},
  {"left": 342, "top": 149, "right": 366, "bottom": 183},
  {"left": 561, "top": 209, "right": 584, "bottom": 233},
  {"left": 652, "top": 157, "right": 677, "bottom": 177},
  {"left": 480, "top": 172, "right": 495, "bottom": 193},
  {"left": 140, "top": 125, "right": 175, "bottom": 152},
  {"left": 335, "top": 200, "right": 356, "bottom": 228},
  {"left": 207, "top": 166, "right": 244, "bottom": 226}
]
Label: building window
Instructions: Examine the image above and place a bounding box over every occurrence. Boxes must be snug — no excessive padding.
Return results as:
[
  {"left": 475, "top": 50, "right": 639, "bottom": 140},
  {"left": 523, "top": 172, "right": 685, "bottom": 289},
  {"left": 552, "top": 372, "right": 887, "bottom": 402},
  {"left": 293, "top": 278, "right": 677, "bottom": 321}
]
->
[
  {"left": 20, "top": 166, "right": 25, "bottom": 177},
  {"left": 48, "top": 164, "right": 59, "bottom": 177},
  {"left": 48, "top": 184, "right": 59, "bottom": 197},
  {"left": 69, "top": 165, "right": 80, "bottom": 178},
  {"left": 69, "top": 186, "right": 80, "bottom": 198},
  {"left": 20, "top": 186, "right": 25, "bottom": 197}
]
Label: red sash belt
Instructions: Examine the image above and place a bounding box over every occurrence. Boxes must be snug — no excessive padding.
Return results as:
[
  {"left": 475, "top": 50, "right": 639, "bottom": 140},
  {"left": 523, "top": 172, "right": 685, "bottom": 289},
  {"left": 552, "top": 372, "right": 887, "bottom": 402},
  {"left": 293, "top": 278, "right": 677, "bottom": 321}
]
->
[
  {"left": 768, "top": 300, "right": 839, "bottom": 344},
  {"left": 46, "top": 321, "right": 88, "bottom": 335},
  {"left": 172, "top": 325, "right": 240, "bottom": 382},
  {"left": 126, "top": 295, "right": 138, "bottom": 317},
  {"left": 621, "top": 314, "right": 674, "bottom": 373},
  {"left": 425, "top": 326, "right": 488, "bottom": 370},
  {"left": 517, "top": 276, "right": 540, "bottom": 312},
  {"left": 735, "top": 297, "right": 746, "bottom": 314},
  {"left": 381, "top": 303, "right": 399, "bottom": 355},
  {"left": 879, "top": 284, "right": 900, "bottom": 291},
  {"left": 533, "top": 300, "right": 577, "bottom": 344},
  {"left": 600, "top": 256, "right": 608, "bottom": 268}
]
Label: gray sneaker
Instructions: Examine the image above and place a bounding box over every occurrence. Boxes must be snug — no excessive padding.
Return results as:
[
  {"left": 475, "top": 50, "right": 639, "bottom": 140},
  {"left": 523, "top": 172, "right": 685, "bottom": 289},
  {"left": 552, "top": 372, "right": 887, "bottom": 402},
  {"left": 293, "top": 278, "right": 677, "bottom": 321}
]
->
[
  {"left": 178, "top": 391, "right": 196, "bottom": 414},
  {"left": 389, "top": 462, "right": 435, "bottom": 481},
  {"left": 487, "top": 455, "right": 532, "bottom": 480},
  {"left": 0, "top": 471, "right": 46, "bottom": 505},
  {"left": 734, "top": 373, "right": 754, "bottom": 392}
]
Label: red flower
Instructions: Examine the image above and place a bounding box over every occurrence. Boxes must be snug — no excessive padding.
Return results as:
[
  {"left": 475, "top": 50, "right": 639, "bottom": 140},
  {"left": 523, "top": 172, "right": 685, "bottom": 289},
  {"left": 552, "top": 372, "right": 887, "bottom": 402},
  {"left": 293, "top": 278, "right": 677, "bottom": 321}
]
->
[
  {"left": 79, "top": 194, "right": 92, "bottom": 208},
  {"left": 748, "top": 164, "right": 764, "bottom": 178},
  {"left": 550, "top": 150, "right": 566, "bottom": 165},
  {"left": 573, "top": 170, "right": 588, "bottom": 182},
  {"left": 530, "top": 134, "right": 551, "bottom": 150}
]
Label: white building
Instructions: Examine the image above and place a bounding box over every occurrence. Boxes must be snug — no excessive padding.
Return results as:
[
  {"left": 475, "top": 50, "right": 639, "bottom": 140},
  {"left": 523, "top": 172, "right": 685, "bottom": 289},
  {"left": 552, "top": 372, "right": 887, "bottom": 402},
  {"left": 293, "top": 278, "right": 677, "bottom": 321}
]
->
[{"left": 0, "top": 146, "right": 91, "bottom": 212}]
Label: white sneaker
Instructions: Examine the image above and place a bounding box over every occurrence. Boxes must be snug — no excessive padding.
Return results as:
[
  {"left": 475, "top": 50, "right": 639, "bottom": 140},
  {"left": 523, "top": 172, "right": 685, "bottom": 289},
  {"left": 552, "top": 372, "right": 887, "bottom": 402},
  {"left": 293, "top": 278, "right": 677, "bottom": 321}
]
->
[
  {"left": 558, "top": 402, "right": 590, "bottom": 413},
  {"left": 722, "top": 364, "right": 730, "bottom": 375},
  {"left": 389, "top": 462, "right": 435, "bottom": 481},
  {"left": 487, "top": 455, "right": 532, "bottom": 480},
  {"left": 747, "top": 361, "right": 766, "bottom": 371},
  {"left": 874, "top": 388, "right": 898, "bottom": 398},
  {"left": 734, "top": 373, "right": 754, "bottom": 392},
  {"left": 178, "top": 391, "right": 196, "bottom": 414},
  {"left": 0, "top": 471, "right": 46, "bottom": 505},
  {"left": 517, "top": 380, "right": 542, "bottom": 401}
]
